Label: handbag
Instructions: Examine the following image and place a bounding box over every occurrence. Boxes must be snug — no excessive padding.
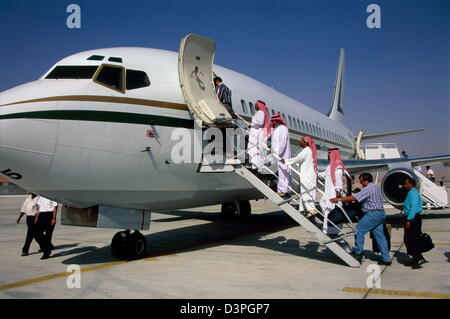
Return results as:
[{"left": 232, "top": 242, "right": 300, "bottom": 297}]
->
[{"left": 419, "top": 232, "right": 434, "bottom": 253}]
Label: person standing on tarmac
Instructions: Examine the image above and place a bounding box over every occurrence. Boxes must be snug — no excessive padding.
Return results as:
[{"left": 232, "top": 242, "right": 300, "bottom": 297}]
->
[
  {"left": 35, "top": 196, "right": 58, "bottom": 259},
  {"left": 17, "top": 193, "right": 42, "bottom": 256}
]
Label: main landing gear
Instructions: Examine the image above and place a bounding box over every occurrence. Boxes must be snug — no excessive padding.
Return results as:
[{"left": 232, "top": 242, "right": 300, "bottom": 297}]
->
[
  {"left": 111, "top": 230, "right": 147, "bottom": 259},
  {"left": 221, "top": 200, "right": 251, "bottom": 218}
]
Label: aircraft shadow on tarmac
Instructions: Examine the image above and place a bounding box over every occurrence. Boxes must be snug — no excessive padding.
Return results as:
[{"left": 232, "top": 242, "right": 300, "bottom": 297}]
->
[
  {"left": 59, "top": 209, "right": 354, "bottom": 267},
  {"left": 444, "top": 252, "right": 450, "bottom": 263},
  {"left": 58, "top": 210, "right": 450, "bottom": 267}
]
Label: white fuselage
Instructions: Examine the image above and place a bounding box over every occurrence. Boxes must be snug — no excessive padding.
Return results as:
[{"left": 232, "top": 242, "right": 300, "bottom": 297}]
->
[{"left": 0, "top": 47, "right": 354, "bottom": 210}]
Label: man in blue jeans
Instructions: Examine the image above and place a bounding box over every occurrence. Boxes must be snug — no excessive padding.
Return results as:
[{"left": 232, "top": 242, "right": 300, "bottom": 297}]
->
[{"left": 331, "top": 173, "right": 391, "bottom": 265}]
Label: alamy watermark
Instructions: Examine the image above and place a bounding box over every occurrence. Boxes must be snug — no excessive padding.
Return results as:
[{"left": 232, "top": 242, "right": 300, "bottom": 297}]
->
[
  {"left": 66, "top": 264, "right": 81, "bottom": 289},
  {"left": 366, "top": 264, "right": 381, "bottom": 289},
  {"left": 366, "top": 4, "right": 381, "bottom": 29},
  {"left": 66, "top": 4, "right": 81, "bottom": 29},
  {"left": 170, "top": 121, "right": 250, "bottom": 164}
]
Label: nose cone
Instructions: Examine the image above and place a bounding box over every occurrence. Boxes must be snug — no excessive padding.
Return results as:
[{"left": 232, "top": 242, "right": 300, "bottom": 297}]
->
[{"left": 0, "top": 84, "right": 58, "bottom": 189}]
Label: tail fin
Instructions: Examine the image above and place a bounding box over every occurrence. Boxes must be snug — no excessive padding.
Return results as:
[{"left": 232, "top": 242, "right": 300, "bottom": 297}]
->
[{"left": 327, "top": 48, "right": 345, "bottom": 123}]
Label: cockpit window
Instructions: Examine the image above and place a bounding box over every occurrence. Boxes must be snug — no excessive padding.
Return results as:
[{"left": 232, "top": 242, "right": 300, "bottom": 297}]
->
[
  {"left": 93, "top": 64, "right": 125, "bottom": 93},
  {"left": 126, "top": 69, "right": 150, "bottom": 90},
  {"left": 45, "top": 65, "right": 98, "bottom": 79},
  {"left": 87, "top": 55, "right": 104, "bottom": 61}
]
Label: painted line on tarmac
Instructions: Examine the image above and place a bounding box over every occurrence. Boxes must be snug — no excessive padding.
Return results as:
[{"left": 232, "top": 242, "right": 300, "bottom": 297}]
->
[
  {"left": 341, "top": 287, "right": 450, "bottom": 299},
  {"left": 0, "top": 223, "right": 293, "bottom": 292},
  {"left": 423, "top": 228, "right": 450, "bottom": 232},
  {"left": 391, "top": 241, "right": 450, "bottom": 246},
  {"left": 0, "top": 260, "right": 130, "bottom": 292}
]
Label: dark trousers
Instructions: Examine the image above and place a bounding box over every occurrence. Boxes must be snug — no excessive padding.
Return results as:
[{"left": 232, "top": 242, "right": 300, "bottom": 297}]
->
[
  {"left": 22, "top": 216, "right": 43, "bottom": 253},
  {"left": 371, "top": 223, "right": 391, "bottom": 253},
  {"left": 404, "top": 214, "right": 423, "bottom": 260},
  {"left": 35, "top": 211, "right": 54, "bottom": 255}
]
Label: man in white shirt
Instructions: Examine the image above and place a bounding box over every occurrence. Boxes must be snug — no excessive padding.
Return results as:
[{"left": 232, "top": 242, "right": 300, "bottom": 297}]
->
[
  {"left": 35, "top": 196, "right": 58, "bottom": 259},
  {"left": 17, "top": 193, "right": 42, "bottom": 256},
  {"left": 426, "top": 166, "right": 435, "bottom": 182}
]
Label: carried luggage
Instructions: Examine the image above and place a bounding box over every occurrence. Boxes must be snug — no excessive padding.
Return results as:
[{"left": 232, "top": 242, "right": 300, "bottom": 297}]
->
[{"left": 419, "top": 232, "right": 434, "bottom": 252}]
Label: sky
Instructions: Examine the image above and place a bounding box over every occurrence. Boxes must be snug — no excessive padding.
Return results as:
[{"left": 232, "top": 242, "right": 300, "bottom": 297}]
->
[{"left": 0, "top": 0, "right": 448, "bottom": 175}]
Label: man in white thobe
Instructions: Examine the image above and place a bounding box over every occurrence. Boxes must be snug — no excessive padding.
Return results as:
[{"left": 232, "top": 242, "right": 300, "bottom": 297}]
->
[
  {"left": 281, "top": 136, "right": 319, "bottom": 217},
  {"left": 247, "top": 101, "right": 270, "bottom": 170},
  {"left": 318, "top": 148, "right": 347, "bottom": 235},
  {"left": 270, "top": 113, "right": 291, "bottom": 196}
]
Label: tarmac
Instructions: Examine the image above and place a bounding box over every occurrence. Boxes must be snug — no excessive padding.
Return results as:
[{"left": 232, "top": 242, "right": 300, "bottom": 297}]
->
[{"left": 0, "top": 195, "right": 449, "bottom": 299}]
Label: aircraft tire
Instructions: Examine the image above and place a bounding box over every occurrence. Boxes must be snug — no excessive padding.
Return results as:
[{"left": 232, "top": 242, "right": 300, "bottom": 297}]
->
[
  {"left": 127, "top": 231, "right": 147, "bottom": 259},
  {"left": 237, "top": 200, "right": 251, "bottom": 217},
  {"left": 111, "top": 231, "right": 129, "bottom": 259},
  {"left": 221, "top": 202, "right": 237, "bottom": 217}
]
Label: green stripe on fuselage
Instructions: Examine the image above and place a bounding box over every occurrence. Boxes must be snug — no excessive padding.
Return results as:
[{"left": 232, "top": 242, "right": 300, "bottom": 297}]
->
[
  {"left": 0, "top": 110, "right": 353, "bottom": 156},
  {"left": 0, "top": 110, "right": 194, "bottom": 129}
]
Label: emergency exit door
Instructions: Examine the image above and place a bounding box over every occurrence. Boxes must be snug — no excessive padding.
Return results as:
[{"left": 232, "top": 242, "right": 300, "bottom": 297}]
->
[{"left": 178, "top": 34, "right": 234, "bottom": 127}]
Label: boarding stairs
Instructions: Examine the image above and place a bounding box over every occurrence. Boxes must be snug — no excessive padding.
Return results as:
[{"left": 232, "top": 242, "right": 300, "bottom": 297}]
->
[
  {"left": 178, "top": 33, "right": 360, "bottom": 267},
  {"left": 416, "top": 171, "right": 448, "bottom": 208},
  {"left": 200, "top": 116, "right": 361, "bottom": 267}
]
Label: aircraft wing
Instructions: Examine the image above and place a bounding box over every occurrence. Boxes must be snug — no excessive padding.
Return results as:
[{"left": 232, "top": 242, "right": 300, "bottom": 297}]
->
[{"left": 317, "top": 153, "right": 450, "bottom": 175}]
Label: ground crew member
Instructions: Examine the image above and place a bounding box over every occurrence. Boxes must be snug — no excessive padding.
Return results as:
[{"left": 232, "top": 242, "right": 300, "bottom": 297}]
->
[
  {"left": 426, "top": 166, "right": 435, "bottom": 182},
  {"left": 17, "top": 193, "right": 42, "bottom": 256},
  {"left": 35, "top": 196, "right": 58, "bottom": 259}
]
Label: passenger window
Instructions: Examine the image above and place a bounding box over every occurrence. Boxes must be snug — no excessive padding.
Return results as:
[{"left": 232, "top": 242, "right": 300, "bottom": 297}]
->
[
  {"left": 126, "top": 69, "right": 150, "bottom": 90},
  {"left": 241, "top": 100, "right": 248, "bottom": 114},
  {"left": 94, "top": 64, "right": 124, "bottom": 93},
  {"left": 249, "top": 102, "right": 255, "bottom": 115}
]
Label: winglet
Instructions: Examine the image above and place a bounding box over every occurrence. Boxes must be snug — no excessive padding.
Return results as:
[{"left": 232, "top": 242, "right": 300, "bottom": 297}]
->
[{"left": 327, "top": 48, "right": 345, "bottom": 123}]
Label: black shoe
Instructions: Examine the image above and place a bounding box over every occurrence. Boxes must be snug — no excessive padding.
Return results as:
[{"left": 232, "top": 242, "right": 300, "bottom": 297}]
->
[
  {"left": 41, "top": 254, "right": 51, "bottom": 260},
  {"left": 21, "top": 252, "right": 29, "bottom": 257},
  {"left": 378, "top": 260, "right": 392, "bottom": 266},
  {"left": 350, "top": 252, "right": 363, "bottom": 263},
  {"left": 419, "top": 257, "right": 428, "bottom": 265},
  {"left": 412, "top": 263, "right": 422, "bottom": 269}
]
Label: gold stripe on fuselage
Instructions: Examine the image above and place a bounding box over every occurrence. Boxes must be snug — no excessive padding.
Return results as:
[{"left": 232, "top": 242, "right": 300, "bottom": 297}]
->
[
  {"left": 0, "top": 95, "right": 189, "bottom": 111},
  {"left": 1, "top": 95, "right": 352, "bottom": 151}
]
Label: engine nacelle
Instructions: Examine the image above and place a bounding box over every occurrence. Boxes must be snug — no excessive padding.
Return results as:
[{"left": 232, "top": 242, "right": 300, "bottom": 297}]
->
[{"left": 381, "top": 168, "right": 420, "bottom": 209}]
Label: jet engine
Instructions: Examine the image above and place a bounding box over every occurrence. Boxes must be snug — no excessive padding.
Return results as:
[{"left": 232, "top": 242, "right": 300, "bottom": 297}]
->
[{"left": 381, "top": 168, "right": 420, "bottom": 209}]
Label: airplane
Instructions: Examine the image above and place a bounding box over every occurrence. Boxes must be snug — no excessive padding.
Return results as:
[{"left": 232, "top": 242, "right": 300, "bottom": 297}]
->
[{"left": 1, "top": 34, "right": 448, "bottom": 259}]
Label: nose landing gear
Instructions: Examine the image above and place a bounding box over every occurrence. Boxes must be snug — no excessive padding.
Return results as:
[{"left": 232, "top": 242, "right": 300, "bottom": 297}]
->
[
  {"left": 221, "top": 200, "right": 251, "bottom": 218},
  {"left": 111, "top": 230, "right": 147, "bottom": 259}
]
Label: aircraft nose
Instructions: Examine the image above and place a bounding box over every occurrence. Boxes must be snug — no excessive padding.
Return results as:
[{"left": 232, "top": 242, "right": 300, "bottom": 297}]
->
[{"left": 0, "top": 90, "right": 58, "bottom": 188}]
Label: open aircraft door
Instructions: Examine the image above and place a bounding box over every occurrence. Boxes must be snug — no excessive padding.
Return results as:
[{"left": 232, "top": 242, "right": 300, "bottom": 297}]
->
[{"left": 178, "top": 34, "right": 234, "bottom": 127}]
